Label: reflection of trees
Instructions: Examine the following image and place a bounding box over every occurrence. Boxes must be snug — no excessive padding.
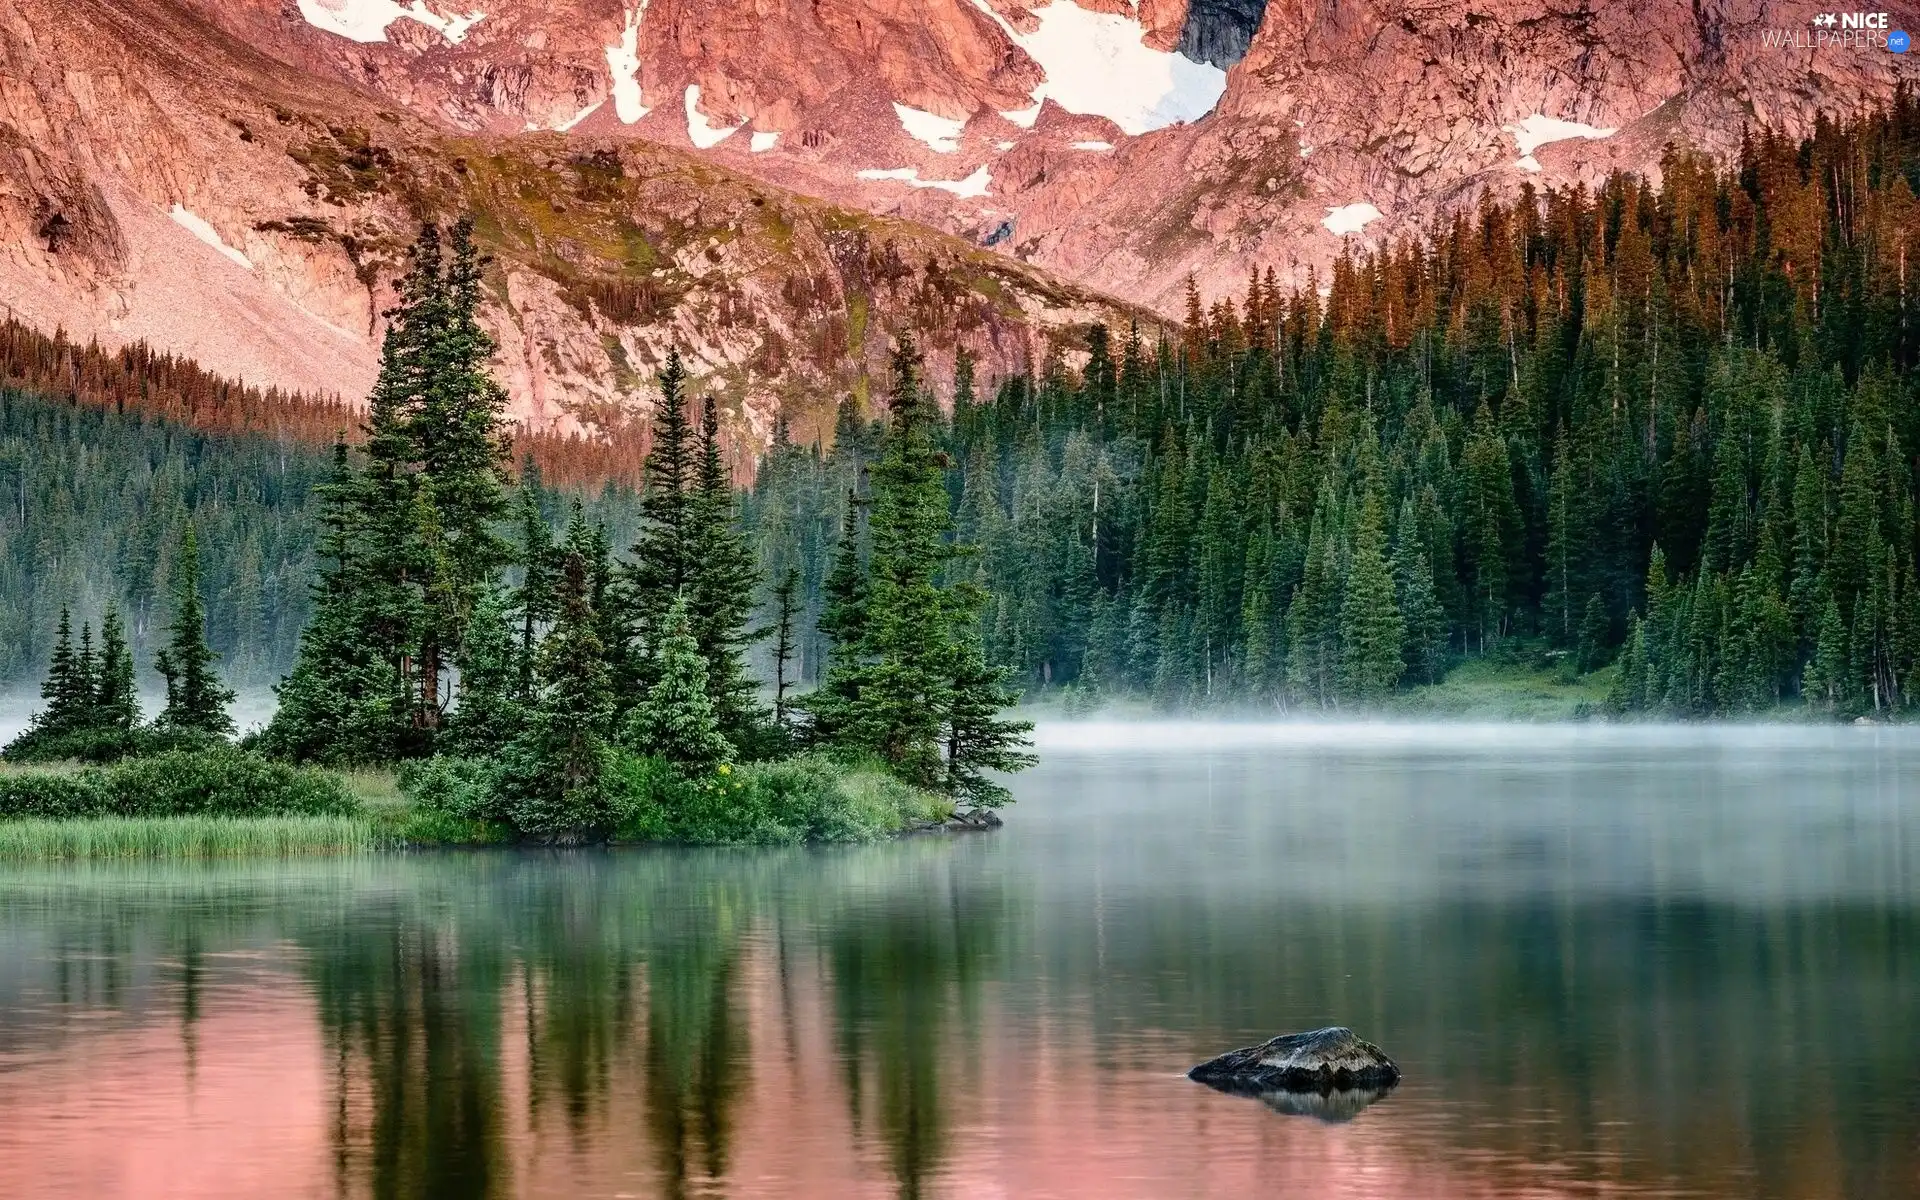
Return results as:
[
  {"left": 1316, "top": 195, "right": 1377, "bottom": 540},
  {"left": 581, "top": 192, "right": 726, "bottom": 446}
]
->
[
  {"left": 637, "top": 872, "right": 748, "bottom": 1200},
  {"left": 306, "top": 891, "right": 511, "bottom": 1200},
  {"left": 826, "top": 866, "right": 1009, "bottom": 1200}
]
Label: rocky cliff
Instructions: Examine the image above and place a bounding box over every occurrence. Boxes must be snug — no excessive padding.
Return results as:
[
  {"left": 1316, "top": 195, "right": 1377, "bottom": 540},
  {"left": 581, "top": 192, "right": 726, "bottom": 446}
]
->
[
  {"left": 0, "top": 0, "right": 1147, "bottom": 449},
  {"left": 5, "top": 0, "right": 1915, "bottom": 438},
  {"left": 171, "top": 0, "right": 1920, "bottom": 316}
]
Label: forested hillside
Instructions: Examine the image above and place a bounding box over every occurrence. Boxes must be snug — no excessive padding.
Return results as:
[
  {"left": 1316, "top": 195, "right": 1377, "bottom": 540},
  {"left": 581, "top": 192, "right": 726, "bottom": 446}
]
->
[
  {"left": 0, "top": 386, "right": 647, "bottom": 690},
  {"left": 12, "top": 102, "right": 1920, "bottom": 721},
  {"left": 752, "top": 102, "right": 1920, "bottom": 718}
]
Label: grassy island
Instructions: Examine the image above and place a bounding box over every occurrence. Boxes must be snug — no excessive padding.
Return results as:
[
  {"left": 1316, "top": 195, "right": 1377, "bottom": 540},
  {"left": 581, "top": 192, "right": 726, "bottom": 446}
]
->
[{"left": 1, "top": 221, "right": 1030, "bottom": 859}]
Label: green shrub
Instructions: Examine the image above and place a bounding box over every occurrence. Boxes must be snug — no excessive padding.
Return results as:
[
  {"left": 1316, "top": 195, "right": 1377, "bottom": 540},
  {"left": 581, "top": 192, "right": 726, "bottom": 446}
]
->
[
  {"left": 399, "top": 756, "right": 503, "bottom": 821},
  {"left": 0, "top": 771, "right": 109, "bottom": 819},
  {"left": 4, "top": 725, "right": 221, "bottom": 765},
  {"left": 395, "top": 757, "right": 515, "bottom": 845},
  {"left": 103, "top": 749, "right": 357, "bottom": 817},
  {"left": 0, "top": 749, "right": 357, "bottom": 820},
  {"left": 604, "top": 751, "right": 674, "bottom": 842}
]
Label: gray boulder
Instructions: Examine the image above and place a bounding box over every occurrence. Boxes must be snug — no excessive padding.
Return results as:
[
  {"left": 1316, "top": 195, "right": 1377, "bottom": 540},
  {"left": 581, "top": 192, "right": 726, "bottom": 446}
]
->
[{"left": 1188, "top": 1026, "right": 1400, "bottom": 1093}]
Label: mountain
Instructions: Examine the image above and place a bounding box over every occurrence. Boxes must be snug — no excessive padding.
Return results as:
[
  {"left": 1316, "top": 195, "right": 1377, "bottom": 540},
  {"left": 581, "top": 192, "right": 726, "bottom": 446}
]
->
[
  {"left": 0, "top": 0, "right": 1147, "bottom": 445},
  {"left": 177, "top": 0, "right": 1919, "bottom": 314}
]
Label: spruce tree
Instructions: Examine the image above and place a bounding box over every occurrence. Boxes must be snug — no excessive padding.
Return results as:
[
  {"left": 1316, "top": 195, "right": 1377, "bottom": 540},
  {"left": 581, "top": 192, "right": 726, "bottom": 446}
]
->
[
  {"left": 1336, "top": 494, "right": 1405, "bottom": 703},
  {"left": 513, "top": 475, "right": 559, "bottom": 702},
  {"left": 412, "top": 218, "right": 512, "bottom": 727},
  {"left": 689, "top": 391, "right": 764, "bottom": 746},
  {"left": 154, "top": 526, "right": 235, "bottom": 737},
  {"left": 626, "top": 596, "right": 733, "bottom": 774},
  {"left": 942, "top": 629, "right": 1036, "bottom": 807},
  {"left": 5, "top": 610, "right": 85, "bottom": 757},
  {"left": 1806, "top": 594, "right": 1848, "bottom": 712},
  {"left": 444, "top": 589, "right": 523, "bottom": 758},
  {"left": 94, "top": 605, "right": 139, "bottom": 733},
  {"left": 1575, "top": 594, "right": 1612, "bottom": 673},
  {"left": 623, "top": 349, "right": 700, "bottom": 669},
  {"left": 768, "top": 567, "right": 801, "bottom": 730},
  {"left": 499, "top": 550, "right": 615, "bottom": 840}
]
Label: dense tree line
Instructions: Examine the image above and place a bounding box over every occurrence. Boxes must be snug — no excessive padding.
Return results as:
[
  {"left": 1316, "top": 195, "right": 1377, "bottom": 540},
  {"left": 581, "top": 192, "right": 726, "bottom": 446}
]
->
[
  {"left": 747, "top": 100, "right": 1920, "bottom": 719},
  {"left": 253, "top": 220, "right": 1028, "bottom": 834},
  {"left": 0, "top": 317, "right": 651, "bottom": 489}
]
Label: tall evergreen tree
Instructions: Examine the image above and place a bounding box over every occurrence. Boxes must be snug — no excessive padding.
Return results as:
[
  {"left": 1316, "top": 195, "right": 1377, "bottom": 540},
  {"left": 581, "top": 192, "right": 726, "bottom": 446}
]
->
[
  {"left": 499, "top": 550, "right": 614, "bottom": 840},
  {"left": 690, "top": 391, "right": 765, "bottom": 745},
  {"left": 154, "top": 525, "right": 235, "bottom": 737},
  {"left": 1337, "top": 494, "right": 1405, "bottom": 703},
  {"left": 623, "top": 349, "right": 701, "bottom": 671},
  {"left": 627, "top": 596, "right": 733, "bottom": 774},
  {"left": 94, "top": 605, "right": 139, "bottom": 734}
]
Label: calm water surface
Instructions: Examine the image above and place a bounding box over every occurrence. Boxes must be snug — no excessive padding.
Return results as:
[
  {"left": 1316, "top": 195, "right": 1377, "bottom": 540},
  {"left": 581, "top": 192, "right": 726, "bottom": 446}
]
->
[{"left": 2, "top": 723, "right": 1917, "bottom": 1199}]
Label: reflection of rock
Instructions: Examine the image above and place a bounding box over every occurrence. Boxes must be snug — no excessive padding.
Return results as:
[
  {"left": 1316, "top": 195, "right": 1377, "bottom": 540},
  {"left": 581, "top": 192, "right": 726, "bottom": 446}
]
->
[
  {"left": 1188, "top": 1026, "right": 1400, "bottom": 1092},
  {"left": 1204, "top": 1081, "right": 1394, "bottom": 1123}
]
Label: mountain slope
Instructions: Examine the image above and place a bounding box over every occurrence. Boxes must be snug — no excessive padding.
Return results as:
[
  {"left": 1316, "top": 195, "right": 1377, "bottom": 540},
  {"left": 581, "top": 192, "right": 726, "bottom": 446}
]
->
[
  {"left": 166, "top": 0, "right": 1920, "bottom": 313},
  {"left": 0, "top": 0, "right": 1149, "bottom": 447}
]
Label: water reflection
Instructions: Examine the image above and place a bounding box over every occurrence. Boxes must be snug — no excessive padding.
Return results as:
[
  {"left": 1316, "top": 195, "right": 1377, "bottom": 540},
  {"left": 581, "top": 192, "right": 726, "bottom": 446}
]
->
[{"left": 0, "top": 728, "right": 1918, "bottom": 1198}]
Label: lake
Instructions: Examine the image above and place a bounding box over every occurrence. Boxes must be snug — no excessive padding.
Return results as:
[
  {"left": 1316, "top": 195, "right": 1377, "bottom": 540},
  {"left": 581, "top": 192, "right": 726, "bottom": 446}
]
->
[{"left": 1, "top": 723, "right": 1917, "bottom": 1198}]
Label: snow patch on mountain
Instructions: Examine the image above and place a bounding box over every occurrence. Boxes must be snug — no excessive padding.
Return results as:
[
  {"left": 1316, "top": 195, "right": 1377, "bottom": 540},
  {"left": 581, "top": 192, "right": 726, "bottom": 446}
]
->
[
  {"left": 1515, "top": 154, "right": 1542, "bottom": 172},
  {"left": 966, "top": 0, "right": 1225, "bottom": 137},
  {"left": 1000, "top": 101, "right": 1042, "bottom": 129},
  {"left": 170, "top": 204, "right": 252, "bottom": 269},
  {"left": 1071, "top": 140, "right": 1113, "bottom": 151},
  {"left": 555, "top": 101, "right": 602, "bottom": 131},
  {"left": 296, "top": 0, "right": 483, "bottom": 44},
  {"left": 750, "top": 130, "right": 780, "bottom": 153},
  {"left": 685, "top": 86, "right": 745, "bottom": 148},
  {"left": 1321, "top": 203, "right": 1383, "bottom": 236},
  {"left": 856, "top": 165, "right": 992, "bottom": 198},
  {"left": 606, "top": 4, "right": 649, "bottom": 123},
  {"left": 894, "top": 103, "right": 965, "bottom": 153},
  {"left": 1503, "top": 114, "right": 1616, "bottom": 157}
]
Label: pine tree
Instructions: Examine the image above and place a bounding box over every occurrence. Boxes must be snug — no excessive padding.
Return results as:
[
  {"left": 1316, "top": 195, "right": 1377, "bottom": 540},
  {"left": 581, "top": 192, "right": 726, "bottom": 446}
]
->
[
  {"left": 1806, "top": 594, "right": 1848, "bottom": 712},
  {"left": 1392, "top": 516, "right": 1448, "bottom": 685},
  {"left": 444, "top": 589, "right": 524, "bottom": 758},
  {"left": 94, "top": 605, "right": 139, "bottom": 733},
  {"left": 626, "top": 596, "right": 733, "bottom": 774},
  {"left": 689, "top": 391, "right": 765, "bottom": 746},
  {"left": 941, "top": 602, "right": 1036, "bottom": 809},
  {"left": 513, "top": 474, "right": 559, "bottom": 702},
  {"left": 1337, "top": 493, "right": 1405, "bottom": 703},
  {"left": 5, "top": 610, "right": 85, "bottom": 757},
  {"left": 411, "top": 218, "right": 512, "bottom": 728},
  {"left": 154, "top": 525, "right": 235, "bottom": 737},
  {"left": 1575, "top": 594, "right": 1612, "bottom": 673},
  {"left": 768, "top": 567, "right": 801, "bottom": 730},
  {"left": 623, "top": 349, "right": 701, "bottom": 668},
  {"left": 500, "top": 550, "right": 615, "bottom": 840},
  {"left": 813, "top": 336, "right": 953, "bottom": 788}
]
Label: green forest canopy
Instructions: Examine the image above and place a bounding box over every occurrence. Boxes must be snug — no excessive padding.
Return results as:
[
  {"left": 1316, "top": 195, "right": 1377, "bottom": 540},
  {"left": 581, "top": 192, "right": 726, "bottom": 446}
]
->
[{"left": 9, "top": 103, "right": 1920, "bottom": 720}]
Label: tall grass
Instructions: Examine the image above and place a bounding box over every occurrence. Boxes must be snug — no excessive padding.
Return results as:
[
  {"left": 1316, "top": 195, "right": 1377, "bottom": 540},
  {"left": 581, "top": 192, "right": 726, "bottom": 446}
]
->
[{"left": 0, "top": 814, "right": 381, "bottom": 861}]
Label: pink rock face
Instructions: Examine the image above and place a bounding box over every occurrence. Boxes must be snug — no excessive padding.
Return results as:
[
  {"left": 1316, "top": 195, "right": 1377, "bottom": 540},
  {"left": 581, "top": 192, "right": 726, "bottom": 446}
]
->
[
  {"left": 0, "top": 0, "right": 1143, "bottom": 446},
  {"left": 4, "top": 0, "right": 1915, "bottom": 440},
  {"left": 175, "top": 0, "right": 1920, "bottom": 318}
]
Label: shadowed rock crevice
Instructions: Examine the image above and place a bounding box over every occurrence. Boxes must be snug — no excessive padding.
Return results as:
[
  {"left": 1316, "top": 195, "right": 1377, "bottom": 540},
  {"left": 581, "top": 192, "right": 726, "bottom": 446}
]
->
[{"left": 1177, "top": 0, "right": 1269, "bottom": 70}]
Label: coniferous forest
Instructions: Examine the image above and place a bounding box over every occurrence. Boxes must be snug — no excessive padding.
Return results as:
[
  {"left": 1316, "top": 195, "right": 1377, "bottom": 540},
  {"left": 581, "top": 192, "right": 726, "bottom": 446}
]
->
[
  {"left": 0, "top": 218, "right": 1032, "bottom": 844},
  {"left": 8, "top": 103, "right": 1920, "bottom": 754},
  {"left": 752, "top": 104, "right": 1920, "bottom": 719}
]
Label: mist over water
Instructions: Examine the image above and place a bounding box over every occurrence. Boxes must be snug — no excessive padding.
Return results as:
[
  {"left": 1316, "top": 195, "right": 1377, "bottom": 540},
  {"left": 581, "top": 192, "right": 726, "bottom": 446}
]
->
[{"left": 1, "top": 722, "right": 1916, "bottom": 1198}]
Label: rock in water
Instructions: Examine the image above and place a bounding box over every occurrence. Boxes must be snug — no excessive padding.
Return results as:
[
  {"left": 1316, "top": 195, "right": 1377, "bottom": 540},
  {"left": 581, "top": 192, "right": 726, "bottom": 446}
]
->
[{"left": 1188, "top": 1027, "right": 1400, "bottom": 1092}]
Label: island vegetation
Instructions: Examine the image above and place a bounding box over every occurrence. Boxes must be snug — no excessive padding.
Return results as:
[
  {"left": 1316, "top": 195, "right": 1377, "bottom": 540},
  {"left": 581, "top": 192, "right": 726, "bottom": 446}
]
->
[
  {"left": 6, "top": 105, "right": 1920, "bottom": 855},
  {"left": 1, "top": 220, "right": 1032, "bottom": 856}
]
